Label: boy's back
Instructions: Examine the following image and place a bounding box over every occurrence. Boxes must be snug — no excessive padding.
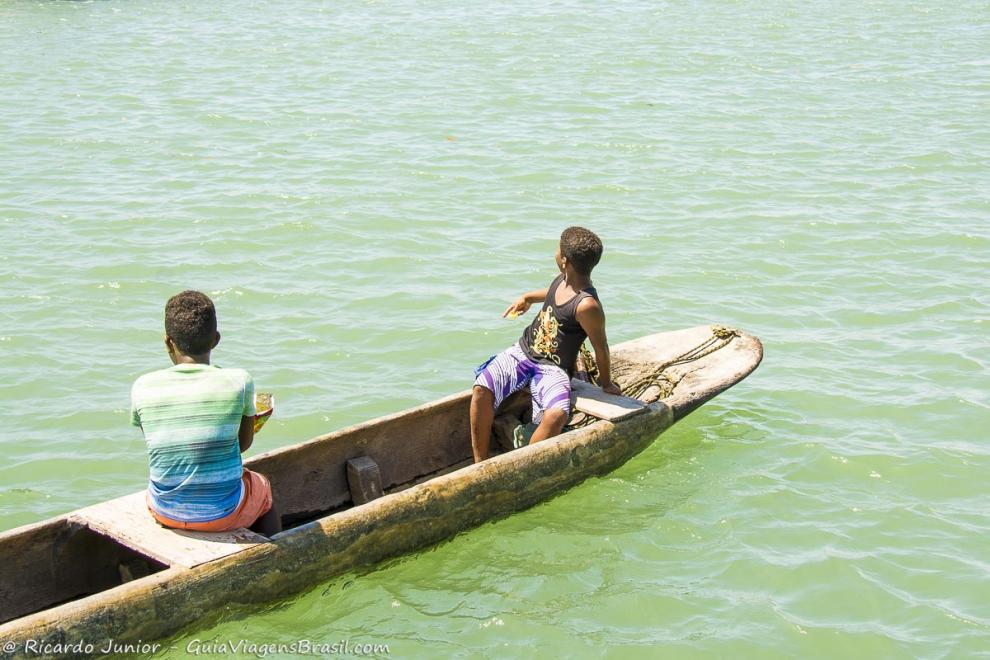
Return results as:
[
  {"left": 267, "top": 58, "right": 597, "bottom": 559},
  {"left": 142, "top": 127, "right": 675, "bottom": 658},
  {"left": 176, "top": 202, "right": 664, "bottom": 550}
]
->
[
  {"left": 131, "top": 363, "right": 255, "bottom": 523},
  {"left": 131, "top": 289, "right": 279, "bottom": 536}
]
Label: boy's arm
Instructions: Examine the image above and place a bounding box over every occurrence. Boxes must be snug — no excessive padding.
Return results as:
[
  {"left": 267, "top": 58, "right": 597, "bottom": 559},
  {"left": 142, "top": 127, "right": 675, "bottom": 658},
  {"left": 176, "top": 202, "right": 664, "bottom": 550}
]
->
[
  {"left": 576, "top": 298, "right": 621, "bottom": 395},
  {"left": 238, "top": 416, "right": 255, "bottom": 453},
  {"left": 239, "top": 371, "right": 257, "bottom": 453},
  {"left": 503, "top": 287, "right": 549, "bottom": 318}
]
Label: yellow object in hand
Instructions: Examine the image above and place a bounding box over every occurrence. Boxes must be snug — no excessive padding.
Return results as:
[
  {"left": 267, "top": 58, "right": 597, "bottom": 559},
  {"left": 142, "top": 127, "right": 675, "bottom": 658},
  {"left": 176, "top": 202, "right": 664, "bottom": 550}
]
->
[
  {"left": 508, "top": 311, "right": 520, "bottom": 319},
  {"left": 254, "top": 392, "right": 274, "bottom": 433}
]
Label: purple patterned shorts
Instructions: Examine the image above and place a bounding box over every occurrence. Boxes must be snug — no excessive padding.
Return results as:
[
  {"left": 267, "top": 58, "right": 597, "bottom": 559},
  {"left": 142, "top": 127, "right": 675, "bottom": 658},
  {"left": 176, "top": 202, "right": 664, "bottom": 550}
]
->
[{"left": 473, "top": 344, "right": 571, "bottom": 423}]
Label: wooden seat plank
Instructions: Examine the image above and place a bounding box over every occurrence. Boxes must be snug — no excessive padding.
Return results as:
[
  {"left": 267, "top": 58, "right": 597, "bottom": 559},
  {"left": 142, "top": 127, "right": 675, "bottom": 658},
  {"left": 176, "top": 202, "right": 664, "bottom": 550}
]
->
[
  {"left": 571, "top": 379, "right": 648, "bottom": 421},
  {"left": 69, "top": 492, "right": 268, "bottom": 568}
]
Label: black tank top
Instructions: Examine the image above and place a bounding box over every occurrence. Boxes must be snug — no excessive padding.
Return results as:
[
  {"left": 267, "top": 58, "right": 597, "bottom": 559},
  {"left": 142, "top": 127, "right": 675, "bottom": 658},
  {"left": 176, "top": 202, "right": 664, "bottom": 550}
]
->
[{"left": 519, "top": 274, "right": 600, "bottom": 376}]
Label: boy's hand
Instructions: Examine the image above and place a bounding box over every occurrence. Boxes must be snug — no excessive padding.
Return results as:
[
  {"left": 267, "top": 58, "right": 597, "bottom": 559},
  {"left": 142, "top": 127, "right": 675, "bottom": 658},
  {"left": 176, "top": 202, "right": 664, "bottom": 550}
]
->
[
  {"left": 503, "top": 298, "right": 532, "bottom": 318},
  {"left": 600, "top": 381, "right": 622, "bottom": 396}
]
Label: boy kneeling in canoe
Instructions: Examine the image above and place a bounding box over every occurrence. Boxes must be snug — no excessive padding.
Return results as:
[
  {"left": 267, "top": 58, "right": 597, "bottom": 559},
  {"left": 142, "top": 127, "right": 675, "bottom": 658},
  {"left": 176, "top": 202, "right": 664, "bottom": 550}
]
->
[
  {"left": 130, "top": 290, "right": 281, "bottom": 536},
  {"left": 471, "top": 226, "right": 621, "bottom": 463}
]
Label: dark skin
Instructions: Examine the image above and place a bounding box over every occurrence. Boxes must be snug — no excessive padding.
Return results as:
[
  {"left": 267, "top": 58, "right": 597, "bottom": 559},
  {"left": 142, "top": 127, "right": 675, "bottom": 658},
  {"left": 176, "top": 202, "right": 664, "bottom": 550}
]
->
[
  {"left": 164, "top": 332, "right": 282, "bottom": 536},
  {"left": 470, "top": 244, "right": 622, "bottom": 463}
]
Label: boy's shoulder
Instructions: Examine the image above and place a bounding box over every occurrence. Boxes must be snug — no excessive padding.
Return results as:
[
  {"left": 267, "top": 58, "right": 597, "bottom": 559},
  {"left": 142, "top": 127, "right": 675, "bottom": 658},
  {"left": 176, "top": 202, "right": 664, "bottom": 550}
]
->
[
  {"left": 131, "top": 365, "right": 175, "bottom": 390},
  {"left": 131, "top": 365, "right": 252, "bottom": 395},
  {"left": 579, "top": 280, "right": 602, "bottom": 302},
  {"left": 575, "top": 288, "right": 604, "bottom": 320},
  {"left": 219, "top": 366, "right": 253, "bottom": 391},
  {"left": 217, "top": 366, "right": 253, "bottom": 385}
]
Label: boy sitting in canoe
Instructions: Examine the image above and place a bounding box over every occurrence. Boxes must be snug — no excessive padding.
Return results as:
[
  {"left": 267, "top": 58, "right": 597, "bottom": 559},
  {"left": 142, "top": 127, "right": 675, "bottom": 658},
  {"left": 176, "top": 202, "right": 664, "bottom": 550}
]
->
[
  {"left": 470, "top": 226, "right": 621, "bottom": 463},
  {"left": 130, "top": 290, "right": 281, "bottom": 536}
]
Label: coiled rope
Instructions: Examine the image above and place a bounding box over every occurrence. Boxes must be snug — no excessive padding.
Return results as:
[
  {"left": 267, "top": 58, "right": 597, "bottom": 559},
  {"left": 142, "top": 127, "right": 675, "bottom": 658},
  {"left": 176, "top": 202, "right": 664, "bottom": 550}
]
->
[{"left": 568, "top": 325, "right": 739, "bottom": 429}]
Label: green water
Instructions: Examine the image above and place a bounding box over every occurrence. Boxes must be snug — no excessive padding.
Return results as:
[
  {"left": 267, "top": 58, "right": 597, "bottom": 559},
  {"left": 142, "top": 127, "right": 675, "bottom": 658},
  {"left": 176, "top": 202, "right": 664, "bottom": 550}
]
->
[{"left": 1, "top": 0, "right": 988, "bottom": 656}]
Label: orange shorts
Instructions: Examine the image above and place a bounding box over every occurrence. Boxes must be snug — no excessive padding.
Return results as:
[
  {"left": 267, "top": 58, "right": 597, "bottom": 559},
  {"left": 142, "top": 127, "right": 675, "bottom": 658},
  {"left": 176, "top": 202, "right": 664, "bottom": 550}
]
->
[{"left": 147, "top": 468, "right": 274, "bottom": 532}]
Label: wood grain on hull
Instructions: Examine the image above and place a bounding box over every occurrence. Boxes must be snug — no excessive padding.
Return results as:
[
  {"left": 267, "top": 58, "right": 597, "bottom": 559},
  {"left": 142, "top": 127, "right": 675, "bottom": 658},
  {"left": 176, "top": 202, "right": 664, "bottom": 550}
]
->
[
  {"left": 0, "top": 405, "right": 671, "bottom": 651},
  {"left": 0, "top": 325, "right": 762, "bottom": 654}
]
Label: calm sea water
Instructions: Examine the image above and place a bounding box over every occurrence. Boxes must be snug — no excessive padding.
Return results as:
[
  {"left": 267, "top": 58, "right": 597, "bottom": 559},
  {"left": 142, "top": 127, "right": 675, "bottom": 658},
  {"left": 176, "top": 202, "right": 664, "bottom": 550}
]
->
[{"left": 1, "top": 0, "right": 988, "bottom": 657}]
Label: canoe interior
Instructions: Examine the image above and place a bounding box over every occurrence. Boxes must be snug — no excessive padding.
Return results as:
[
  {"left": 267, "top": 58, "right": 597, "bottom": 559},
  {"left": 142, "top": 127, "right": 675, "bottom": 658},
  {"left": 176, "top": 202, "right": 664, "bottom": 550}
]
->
[
  {"left": 0, "top": 392, "right": 483, "bottom": 625},
  {"left": 247, "top": 391, "right": 477, "bottom": 527},
  {"left": 0, "top": 325, "right": 761, "bottom": 627},
  {"left": 243, "top": 324, "right": 761, "bottom": 528},
  {"left": 0, "top": 517, "right": 167, "bottom": 625}
]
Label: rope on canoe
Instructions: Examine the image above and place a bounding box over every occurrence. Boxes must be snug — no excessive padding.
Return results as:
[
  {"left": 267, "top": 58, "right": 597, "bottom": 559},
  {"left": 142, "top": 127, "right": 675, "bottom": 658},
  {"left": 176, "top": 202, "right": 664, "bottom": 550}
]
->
[
  {"left": 567, "top": 325, "right": 739, "bottom": 429},
  {"left": 577, "top": 343, "right": 599, "bottom": 384},
  {"left": 617, "top": 324, "right": 738, "bottom": 400}
]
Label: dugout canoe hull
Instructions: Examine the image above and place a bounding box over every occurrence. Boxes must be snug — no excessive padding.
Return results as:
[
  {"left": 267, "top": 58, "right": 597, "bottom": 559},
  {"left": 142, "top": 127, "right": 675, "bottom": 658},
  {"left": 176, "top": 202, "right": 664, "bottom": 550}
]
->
[{"left": 0, "top": 325, "right": 762, "bottom": 654}]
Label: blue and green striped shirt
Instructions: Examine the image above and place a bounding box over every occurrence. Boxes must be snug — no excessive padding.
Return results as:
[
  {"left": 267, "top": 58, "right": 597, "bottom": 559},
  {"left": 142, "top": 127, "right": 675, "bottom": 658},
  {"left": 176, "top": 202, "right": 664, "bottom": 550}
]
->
[{"left": 131, "top": 363, "right": 255, "bottom": 522}]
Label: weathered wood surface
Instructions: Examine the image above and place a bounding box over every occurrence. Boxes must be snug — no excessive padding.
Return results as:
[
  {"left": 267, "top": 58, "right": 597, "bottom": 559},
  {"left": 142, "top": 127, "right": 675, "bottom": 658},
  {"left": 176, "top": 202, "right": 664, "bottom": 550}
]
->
[
  {"left": 245, "top": 391, "right": 473, "bottom": 522},
  {"left": 0, "top": 325, "right": 763, "bottom": 654},
  {"left": 0, "top": 516, "right": 80, "bottom": 624},
  {"left": 346, "top": 457, "right": 384, "bottom": 506},
  {"left": 0, "top": 516, "right": 167, "bottom": 626},
  {"left": 570, "top": 379, "right": 647, "bottom": 421},
  {"left": 0, "top": 405, "right": 673, "bottom": 654},
  {"left": 70, "top": 493, "right": 268, "bottom": 569},
  {"left": 615, "top": 325, "right": 763, "bottom": 419}
]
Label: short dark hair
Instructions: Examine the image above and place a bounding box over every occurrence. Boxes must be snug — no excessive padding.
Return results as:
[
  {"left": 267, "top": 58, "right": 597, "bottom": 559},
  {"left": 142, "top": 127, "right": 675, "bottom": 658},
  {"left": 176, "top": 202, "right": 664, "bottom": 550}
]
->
[
  {"left": 560, "top": 226, "right": 603, "bottom": 275},
  {"left": 165, "top": 290, "right": 217, "bottom": 355}
]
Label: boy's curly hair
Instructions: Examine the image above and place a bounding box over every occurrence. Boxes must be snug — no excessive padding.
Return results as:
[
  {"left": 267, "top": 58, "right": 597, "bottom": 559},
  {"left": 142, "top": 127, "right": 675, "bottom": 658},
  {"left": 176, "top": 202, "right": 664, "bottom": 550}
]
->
[
  {"left": 560, "top": 226, "right": 603, "bottom": 275},
  {"left": 165, "top": 290, "right": 217, "bottom": 355}
]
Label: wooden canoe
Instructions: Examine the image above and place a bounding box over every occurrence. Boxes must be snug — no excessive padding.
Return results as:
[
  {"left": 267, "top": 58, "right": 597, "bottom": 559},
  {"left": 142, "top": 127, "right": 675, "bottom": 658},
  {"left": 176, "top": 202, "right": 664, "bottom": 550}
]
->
[{"left": 0, "top": 325, "right": 762, "bottom": 652}]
